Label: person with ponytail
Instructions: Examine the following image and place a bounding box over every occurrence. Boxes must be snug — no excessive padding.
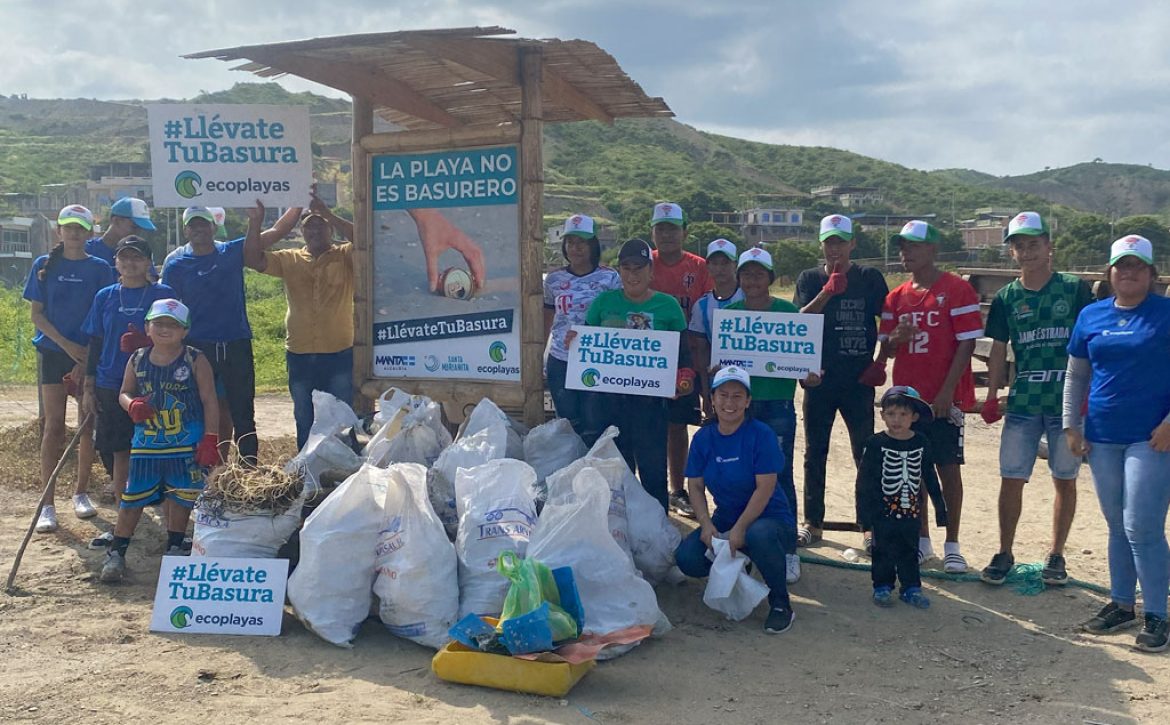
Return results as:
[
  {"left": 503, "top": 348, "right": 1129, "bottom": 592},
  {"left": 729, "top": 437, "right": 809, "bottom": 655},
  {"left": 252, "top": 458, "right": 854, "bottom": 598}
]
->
[{"left": 22, "top": 205, "right": 115, "bottom": 533}]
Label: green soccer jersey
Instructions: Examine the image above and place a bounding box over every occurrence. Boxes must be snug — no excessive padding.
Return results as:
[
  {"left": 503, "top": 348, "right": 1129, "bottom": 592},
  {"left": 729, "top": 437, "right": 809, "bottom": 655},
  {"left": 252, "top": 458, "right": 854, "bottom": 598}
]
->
[
  {"left": 985, "top": 272, "right": 1093, "bottom": 415},
  {"left": 584, "top": 289, "right": 687, "bottom": 332}
]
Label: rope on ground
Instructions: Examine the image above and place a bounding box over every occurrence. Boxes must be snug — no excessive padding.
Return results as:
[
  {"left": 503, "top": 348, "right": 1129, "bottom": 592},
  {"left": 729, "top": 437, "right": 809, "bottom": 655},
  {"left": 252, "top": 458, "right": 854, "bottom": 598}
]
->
[{"left": 797, "top": 551, "right": 1110, "bottom": 596}]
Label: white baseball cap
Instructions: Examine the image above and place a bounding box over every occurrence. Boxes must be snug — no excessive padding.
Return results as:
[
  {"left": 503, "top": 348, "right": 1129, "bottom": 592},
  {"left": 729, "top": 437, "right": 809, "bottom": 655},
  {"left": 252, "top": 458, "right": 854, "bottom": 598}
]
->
[
  {"left": 1109, "top": 235, "right": 1154, "bottom": 266},
  {"left": 57, "top": 205, "right": 94, "bottom": 231},
  {"left": 145, "top": 298, "right": 191, "bottom": 328},
  {"left": 712, "top": 366, "right": 751, "bottom": 392},
  {"left": 1005, "top": 211, "right": 1049, "bottom": 242},
  {"left": 737, "top": 246, "right": 774, "bottom": 272},
  {"left": 819, "top": 214, "right": 853, "bottom": 242},
  {"left": 705, "top": 238, "right": 737, "bottom": 261},
  {"left": 651, "top": 202, "right": 686, "bottom": 227},
  {"left": 109, "top": 197, "right": 156, "bottom": 231},
  {"left": 563, "top": 213, "right": 595, "bottom": 238}
]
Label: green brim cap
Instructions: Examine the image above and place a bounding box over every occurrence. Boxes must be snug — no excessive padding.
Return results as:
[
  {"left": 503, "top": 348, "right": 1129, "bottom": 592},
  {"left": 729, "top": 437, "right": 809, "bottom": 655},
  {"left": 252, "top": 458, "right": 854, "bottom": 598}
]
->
[
  {"left": 1005, "top": 211, "right": 1050, "bottom": 241},
  {"left": 891, "top": 220, "right": 941, "bottom": 244}
]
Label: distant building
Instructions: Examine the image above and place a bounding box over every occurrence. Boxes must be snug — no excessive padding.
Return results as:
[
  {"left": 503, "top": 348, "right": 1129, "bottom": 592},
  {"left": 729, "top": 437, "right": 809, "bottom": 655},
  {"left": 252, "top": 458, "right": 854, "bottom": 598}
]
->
[
  {"left": 709, "top": 208, "right": 805, "bottom": 245},
  {"left": 959, "top": 207, "right": 1013, "bottom": 250},
  {"left": 0, "top": 215, "right": 54, "bottom": 287},
  {"left": 810, "top": 185, "right": 883, "bottom": 208}
]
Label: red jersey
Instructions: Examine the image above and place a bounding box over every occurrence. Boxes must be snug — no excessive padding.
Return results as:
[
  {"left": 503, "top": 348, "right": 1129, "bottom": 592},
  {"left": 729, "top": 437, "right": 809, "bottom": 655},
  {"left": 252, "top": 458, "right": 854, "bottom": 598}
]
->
[
  {"left": 880, "top": 271, "right": 983, "bottom": 409},
  {"left": 650, "top": 250, "right": 711, "bottom": 319}
]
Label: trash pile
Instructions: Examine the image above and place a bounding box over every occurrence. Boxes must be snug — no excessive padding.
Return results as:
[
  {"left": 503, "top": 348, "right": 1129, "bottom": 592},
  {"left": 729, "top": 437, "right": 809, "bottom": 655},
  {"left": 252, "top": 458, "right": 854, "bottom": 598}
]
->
[{"left": 257, "top": 390, "right": 681, "bottom": 659}]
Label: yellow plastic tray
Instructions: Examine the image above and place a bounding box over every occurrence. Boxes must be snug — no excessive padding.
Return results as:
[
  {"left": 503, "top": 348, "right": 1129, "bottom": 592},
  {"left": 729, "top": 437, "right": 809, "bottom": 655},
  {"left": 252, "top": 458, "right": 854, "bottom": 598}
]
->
[{"left": 431, "top": 640, "right": 595, "bottom": 697}]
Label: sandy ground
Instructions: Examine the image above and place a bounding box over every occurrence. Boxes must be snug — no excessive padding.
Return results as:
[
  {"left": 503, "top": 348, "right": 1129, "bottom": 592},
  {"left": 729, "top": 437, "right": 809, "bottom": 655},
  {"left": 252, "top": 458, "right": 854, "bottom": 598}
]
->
[{"left": 2, "top": 382, "right": 1170, "bottom": 724}]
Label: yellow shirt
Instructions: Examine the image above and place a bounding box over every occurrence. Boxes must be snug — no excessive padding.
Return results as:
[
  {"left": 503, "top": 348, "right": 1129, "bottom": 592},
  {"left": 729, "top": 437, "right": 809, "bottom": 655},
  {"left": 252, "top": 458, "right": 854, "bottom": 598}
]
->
[{"left": 263, "top": 243, "right": 354, "bottom": 354}]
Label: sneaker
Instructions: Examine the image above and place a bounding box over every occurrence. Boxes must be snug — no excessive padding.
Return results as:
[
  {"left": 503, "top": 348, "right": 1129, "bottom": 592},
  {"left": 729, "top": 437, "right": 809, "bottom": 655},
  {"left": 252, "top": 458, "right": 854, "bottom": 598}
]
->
[
  {"left": 1041, "top": 553, "right": 1068, "bottom": 585},
  {"left": 873, "top": 586, "right": 895, "bottom": 607},
  {"left": 88, "top": 531, "right": 114, "bottom": 550},
  {"left": 863, "top": 533, "right": 874, "bottom": 556},
  {"left": 796, "top": 525, "right": 822, "bottom": 547},
  {"left": 1082, "top": 602, "right": 1138, "bottom": 634},
  {"left": 980, "top": 552, "right": 1015, "bottom": 585},
  {"left": 72, "top": 493, "right": 97, "bottom": 519},
  {"left": 669, "top": 491, "right": 695, "bottom": 518},
  {"left": 918, "top": 540, "right": 935, "bottom": 565},
  {"left": 943, "top": 550, "right": 968, "bottom": 573},
  {"left": 35, "top": 505, "right": 59, "bottom": 533},
  {"left": 785, "top": 554, "right": 801, "bottom": 584},
  {"left": 100, "top": 551, "right": 126, "bottom": 583},
  {"left": 1135, "top": 614, "right": 1170, "bottom": 653},
  {"left": 900, "top": 587, "right": 931, "bottom": 609},
  {"left": 763, "top": 607, "right": 795, "bottom": 634}
]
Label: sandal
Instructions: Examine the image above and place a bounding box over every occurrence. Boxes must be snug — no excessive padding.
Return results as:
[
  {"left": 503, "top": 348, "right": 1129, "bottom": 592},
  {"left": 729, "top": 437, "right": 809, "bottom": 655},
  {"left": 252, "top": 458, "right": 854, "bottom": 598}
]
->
[{"left": 796, "top": 526, "right": 822, "bottom": 547}]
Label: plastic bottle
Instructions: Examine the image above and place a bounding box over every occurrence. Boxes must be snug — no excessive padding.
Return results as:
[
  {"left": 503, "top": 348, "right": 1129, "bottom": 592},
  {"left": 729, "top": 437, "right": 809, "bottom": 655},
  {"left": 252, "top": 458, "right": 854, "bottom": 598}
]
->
[{"left": 841, "top": 548, "right": 861, "bottom": 563}]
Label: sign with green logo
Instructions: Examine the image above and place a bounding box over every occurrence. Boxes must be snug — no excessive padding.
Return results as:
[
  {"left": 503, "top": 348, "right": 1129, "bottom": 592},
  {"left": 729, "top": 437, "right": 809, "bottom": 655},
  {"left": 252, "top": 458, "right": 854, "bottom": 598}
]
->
[
  {"left": 711, "top": 309, "right": 824, "bottom": 379},
  {"left": 150, "top": 556, "right": 289, "bottom": 636},
  {"left": 565, "top": 325, "right": 679, "bottom": 397}
]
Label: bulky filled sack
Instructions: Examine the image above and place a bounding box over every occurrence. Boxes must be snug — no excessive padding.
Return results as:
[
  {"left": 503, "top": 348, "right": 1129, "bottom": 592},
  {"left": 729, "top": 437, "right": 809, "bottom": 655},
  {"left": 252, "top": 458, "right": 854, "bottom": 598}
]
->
[
  {"left": 528, "top": 467, "right": 666, "bottom": 659},
  {"left": 703, "top": 537, "right": 770, "bottom": 621},
  {"left": 373, "top": 463, "right": 459, "bottom": 650},
  {"left": 585, "top": 427, "right": 683, "bottom": 584},
  {"left": 545, "top": 457, "right": 632, "bottom": 557},
  {"left": 523, "top": 418, "right": 587, "bottom": 497},
  {"left": 455, "top": 459, "right": 538, "bottom": 618},
  {"left": 191, "top": 495, "right": 304, "bottom": 559},
  {"left": 367, "top": 394, "right": 451, "bottom": 468},
  {"left": 287, "top": 464, "right": 390, "bottom": 647},
  {"left": 460, "top": 397, "right": 527, "bottom": 460},
  {"left": 286, "top": 391, "right": 362, "bottom": 497},
  {"left": 429, "top": 422, "right": 507, "bottom": 539}
]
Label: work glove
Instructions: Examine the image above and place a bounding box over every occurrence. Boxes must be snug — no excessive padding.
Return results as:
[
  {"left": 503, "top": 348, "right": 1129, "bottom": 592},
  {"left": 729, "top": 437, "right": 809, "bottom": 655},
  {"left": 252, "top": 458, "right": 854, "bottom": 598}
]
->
[
  {"left": 981, "top": 397, "right": 1003, "bottom": 425},
  {"left": 195, "top": 433, "right": 221, "bottom": 467},
  {"left": 823, "top": 262, "right": 848, "bottom": 296},
  {"left": 120, "top": 323, "right": 152, "bottom": 354},
  {"left": 128, "top": 396, "right": 156, "bottom": 423},
  {"left": 858, "top": 361, "right": 887, "bottom": 387}
]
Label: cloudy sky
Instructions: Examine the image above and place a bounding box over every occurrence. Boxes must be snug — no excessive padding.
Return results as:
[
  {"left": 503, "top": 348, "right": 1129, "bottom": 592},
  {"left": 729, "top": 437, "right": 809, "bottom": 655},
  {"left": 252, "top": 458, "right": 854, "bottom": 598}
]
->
[{"left": 3, "top": 0, "right": 1168, "bottom": 176}]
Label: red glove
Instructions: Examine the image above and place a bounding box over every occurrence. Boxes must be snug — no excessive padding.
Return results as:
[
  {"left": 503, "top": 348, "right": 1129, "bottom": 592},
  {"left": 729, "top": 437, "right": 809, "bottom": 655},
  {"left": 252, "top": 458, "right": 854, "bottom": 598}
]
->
[
  {"left": 981, "top": 397, "right": 1003, "bottom": 424},
  {"left": 119, "top": 323, "right": 152, "bottom": 353},
  {"left": 823, "top": 262, "right": 848, "bottom": 296},
  {"left": 195, "top": 433, "right": 221, "bottom": 467},
  {"left": 858, "top": 361, "right": 887, "bottom": 387},
  {"left": 127, "top": 396, "right": 156, "bottom": 423},
  {"left": 61, "top": 372, "right": 81, "bottom": 399}
]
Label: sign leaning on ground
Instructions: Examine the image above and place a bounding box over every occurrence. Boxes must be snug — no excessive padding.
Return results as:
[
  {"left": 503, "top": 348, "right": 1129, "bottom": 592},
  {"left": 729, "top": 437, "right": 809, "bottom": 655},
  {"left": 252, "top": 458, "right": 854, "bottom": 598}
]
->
[
  {"left": 146, "top": 104, "right": 313, "bottom": 208},
  {"left": 149, "top": 556, "right": 289, "bottom": 636},
  {"left": 711, "top": 308, "right": 824, "bottom": 379},
  {"left": 370, "top": 145, "right": 522, "bottom": 381},
  {"left": 564, "top": 325, "right": 680, "bottom": 398}
]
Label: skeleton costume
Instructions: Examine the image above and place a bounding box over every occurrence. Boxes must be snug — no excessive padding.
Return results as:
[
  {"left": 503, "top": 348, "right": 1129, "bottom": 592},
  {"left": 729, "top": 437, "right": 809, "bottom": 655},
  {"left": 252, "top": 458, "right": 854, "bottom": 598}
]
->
[{"left": 856, "top": 432, "right": 947, "bottom": 591}]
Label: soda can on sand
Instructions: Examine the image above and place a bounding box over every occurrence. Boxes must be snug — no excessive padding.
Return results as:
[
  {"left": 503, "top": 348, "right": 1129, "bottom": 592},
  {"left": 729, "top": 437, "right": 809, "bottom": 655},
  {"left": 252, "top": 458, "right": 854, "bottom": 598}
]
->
[{"left": 439, "top": 267, "right": 474, "bottom": 300}]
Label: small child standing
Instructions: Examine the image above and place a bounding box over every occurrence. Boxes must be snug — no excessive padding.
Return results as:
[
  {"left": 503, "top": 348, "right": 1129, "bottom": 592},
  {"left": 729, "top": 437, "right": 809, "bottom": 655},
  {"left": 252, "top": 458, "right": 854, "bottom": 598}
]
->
[
  {"left": 101, "top": 299, "right": 219, "bottom": 583},
  {"left": 856, "top": 386, "right": 947, "bottom": 608}
]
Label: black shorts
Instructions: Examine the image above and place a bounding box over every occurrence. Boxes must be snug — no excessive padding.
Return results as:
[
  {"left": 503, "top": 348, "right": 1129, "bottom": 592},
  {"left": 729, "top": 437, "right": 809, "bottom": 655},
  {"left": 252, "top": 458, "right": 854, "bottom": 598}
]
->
[
  {"left": 667, "top": 390, "right": 702, "bottom": 426},
  {"left": 95, "top": 386, "right": 133, "bottom": 455},
  {"left": 915, "top": 416, "right": 965, "bottom": 466},
  {"left": 38, "top": 348, "right": 76, "bottom": 384}
]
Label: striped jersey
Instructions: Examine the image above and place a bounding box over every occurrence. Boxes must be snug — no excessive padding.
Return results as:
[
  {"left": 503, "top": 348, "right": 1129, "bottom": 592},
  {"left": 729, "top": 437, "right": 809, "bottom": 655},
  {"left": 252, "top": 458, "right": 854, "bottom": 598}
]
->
[
  {"left": 129, "top": 346, "right": 205, "bottom": 458},
  {"left": 880, "top": 272, "right": 983, "bottom": 409}
]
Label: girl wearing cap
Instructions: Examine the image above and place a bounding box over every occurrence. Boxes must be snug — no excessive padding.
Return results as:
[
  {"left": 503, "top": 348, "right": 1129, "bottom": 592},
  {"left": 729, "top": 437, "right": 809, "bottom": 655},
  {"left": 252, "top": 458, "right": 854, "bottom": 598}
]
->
[
  {"left": 1064, "top": 235, "right": 1170, "bottom": 652},
  {"left": 81, "top": 237, "right": 175, "bottom": 529},
  {"left": 22, "top": 205, "right": 115, "bottom": 534},
  {"left": 674, "top": 366, "right": 796, "bottom": 634},
  {"left": 543, "top": 214, "right": 620, "bottom": 445}
]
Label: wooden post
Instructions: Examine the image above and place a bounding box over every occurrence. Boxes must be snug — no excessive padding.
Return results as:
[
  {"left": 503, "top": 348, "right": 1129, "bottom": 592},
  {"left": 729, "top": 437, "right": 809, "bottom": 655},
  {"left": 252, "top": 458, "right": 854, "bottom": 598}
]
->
[
  {"left": 351, "top": 95, "right": 375, "bottom": 416},
  {"left": 518, "top": 46, "right": 545, "bottom": 428}
]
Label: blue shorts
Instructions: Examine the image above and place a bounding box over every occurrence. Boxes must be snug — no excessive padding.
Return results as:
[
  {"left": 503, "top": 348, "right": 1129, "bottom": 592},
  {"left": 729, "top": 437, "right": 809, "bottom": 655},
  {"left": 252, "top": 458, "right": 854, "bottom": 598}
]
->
[
  {"left": 122, "top": 455, "right": 205, "bottom": 509},
  {"left": 999, "top": 413, "right": 1081, "bottom": 481}
]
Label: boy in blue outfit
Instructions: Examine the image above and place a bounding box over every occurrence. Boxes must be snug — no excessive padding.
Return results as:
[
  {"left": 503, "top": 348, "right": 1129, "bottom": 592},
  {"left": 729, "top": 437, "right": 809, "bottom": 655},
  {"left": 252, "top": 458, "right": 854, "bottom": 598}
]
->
[
  {"left": 856, "top": 386, "right": 947, "bottom": 608},
  {"left": 101, "top": 299, "right": 220, "bottom": 583}
]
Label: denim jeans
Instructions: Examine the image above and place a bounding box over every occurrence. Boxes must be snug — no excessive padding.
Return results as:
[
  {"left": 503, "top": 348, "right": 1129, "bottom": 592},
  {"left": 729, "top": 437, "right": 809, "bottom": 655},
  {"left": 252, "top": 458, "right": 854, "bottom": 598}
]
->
[
  {"left": 605, "top": 394, "right": 669, "bottom": 510},
  {"left": 1087, "top": 440, "right": 1170, "bottom": 616},
  {"left": 546, "top": 356, "right": 603, "bottom": 447},
  {"left": 191, "top": 338, "right": 257, "bottom": 463},
  {"left": 675, "top": 510, "right": 793, "bottom": 610},
  {"left": 802, "top": 379, "right": 874, "bottom": 526},
  {"left": 749, "top": 399, "right": 797, "bottom": 547},
  {"left": 287, "top": 348, "right": 354, "bottom": 450}
]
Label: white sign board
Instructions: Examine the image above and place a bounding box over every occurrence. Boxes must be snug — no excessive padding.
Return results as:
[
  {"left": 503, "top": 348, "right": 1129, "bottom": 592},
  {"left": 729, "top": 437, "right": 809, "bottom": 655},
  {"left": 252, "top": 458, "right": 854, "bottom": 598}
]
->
[
  {"left": 711, "top": 309, "right": 824, "bottom": 378},
  {"left": 146, "top": 104, "right": 312, "bottom": 208},
  {"left": 150, "top": 557, "right": 289, "bottom": 636},
  {"left": 565, "top": 325, "right": 679, "bottom": 398}
]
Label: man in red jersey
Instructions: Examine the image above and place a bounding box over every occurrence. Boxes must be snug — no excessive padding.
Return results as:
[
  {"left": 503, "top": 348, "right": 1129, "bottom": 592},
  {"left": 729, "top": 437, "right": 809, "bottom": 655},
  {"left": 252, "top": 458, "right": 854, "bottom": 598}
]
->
[
  {"left": 649, "top": 202, "right": 712, "bottom": 517},
  {"left": 877, "top": 220, "right": 983, "bottom": 573}
]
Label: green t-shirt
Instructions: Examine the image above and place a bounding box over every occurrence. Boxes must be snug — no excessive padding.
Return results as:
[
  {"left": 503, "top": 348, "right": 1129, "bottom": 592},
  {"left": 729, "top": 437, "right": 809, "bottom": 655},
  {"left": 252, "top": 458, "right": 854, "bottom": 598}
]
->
[
  {"left": 985, "top": 272, "right": 1093, "bottom": 415},
  {"left": 585, "top": 289, "right": 687, "bottom": 332},
  {"left": 725, "top": 297, "right": 799, "bottom": 401}
]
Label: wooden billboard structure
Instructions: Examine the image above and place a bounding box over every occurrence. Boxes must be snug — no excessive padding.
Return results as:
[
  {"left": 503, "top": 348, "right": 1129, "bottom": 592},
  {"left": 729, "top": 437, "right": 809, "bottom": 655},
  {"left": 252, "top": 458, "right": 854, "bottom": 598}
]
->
[{"left": 187, "top": 27, "right": 672, "bottom": 425}]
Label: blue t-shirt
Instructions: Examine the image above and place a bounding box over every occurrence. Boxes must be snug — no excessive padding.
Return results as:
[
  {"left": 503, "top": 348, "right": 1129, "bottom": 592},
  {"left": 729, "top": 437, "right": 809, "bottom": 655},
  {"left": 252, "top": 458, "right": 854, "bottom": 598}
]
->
[
  {"left": 1068, "top": 294, "right": 1170, "bottom": 444},
  {"left": 161, "top": 238, "right": 251, "bottom": 342},
  {"left": 22, "top": 255, "right": 115, "bottom": 354},
  {"left": 684, "top": 418, "right": 792, "bottom": 524},
  {"left": 82, "top": 282, "right": 176, "bottom": 390}
]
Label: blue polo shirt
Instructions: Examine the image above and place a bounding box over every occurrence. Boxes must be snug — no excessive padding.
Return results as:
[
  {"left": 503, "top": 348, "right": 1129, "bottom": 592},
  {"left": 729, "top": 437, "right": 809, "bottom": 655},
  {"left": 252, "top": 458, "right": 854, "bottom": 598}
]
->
[
  {"left": 161, "top": 238, "right": 251, "bottom": 342},
  {"left": 82, "top": 282, "right": 176, "bottom": 390},
  {"left": 23, "top": 255, "right": 114, "bottom": 354},
  {"left": 684, "top": 418, "right": 792, "bottom": 524}
]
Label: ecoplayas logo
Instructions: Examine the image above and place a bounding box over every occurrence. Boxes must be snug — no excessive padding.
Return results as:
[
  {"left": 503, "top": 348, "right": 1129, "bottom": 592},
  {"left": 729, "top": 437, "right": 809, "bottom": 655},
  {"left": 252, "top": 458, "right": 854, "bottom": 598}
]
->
[
  {"left": 175, "top": 170, "right": 202, "bottom": 199},
  {"left": 581, "top": 368, "right": 600, "bottom": 387},
  {"left": 169, "top": 605, "right": 263, "bottom": 630},
  {"left": 170, "top": 606, "right": 193, "bottom": 628},
  {"left": 488, "top": 341, "right": 507, "bottom": 362}
]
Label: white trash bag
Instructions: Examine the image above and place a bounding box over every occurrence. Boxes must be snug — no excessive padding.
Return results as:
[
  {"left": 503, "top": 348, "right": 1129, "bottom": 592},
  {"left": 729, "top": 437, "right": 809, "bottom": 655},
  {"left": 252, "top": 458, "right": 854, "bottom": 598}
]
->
[
  {"left": 702, "top": 537, "right": 770, "bottom": 621},
  {"left": 528, "top": 467, "right": 665, "bottom": 659},
  {"left": 373, "top": 463, "right": 459, "bottom": 650},
  {"left": 367, "top": 395, "right": 451, "bottom": 468},
  {"left": 454, "top": 459, "right": 538, "bottom": 618},
  {"left": 545, "top": 457, "right": 632, "bottom": 557},
  {"left": 524, "top": 418, "right": 587, "bottom": 495},
  {"left": 286, "top": 391, "right": 362, "bottom": 497},
  {"left": 287, "top": 464, "right": 390, "bottom": 647},
  {"left": 191, "top": 491, "right": 305, "bottom": 559},
  {"left": 460, "top": 397, "right": 527, "bottom": 460},
  {"left": 429, "top": 421, "right": 507, "bottom": 538}
]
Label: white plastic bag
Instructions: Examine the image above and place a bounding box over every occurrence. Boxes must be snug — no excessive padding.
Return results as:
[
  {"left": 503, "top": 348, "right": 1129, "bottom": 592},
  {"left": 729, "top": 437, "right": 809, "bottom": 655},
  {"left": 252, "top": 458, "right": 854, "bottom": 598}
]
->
[
  {"left": 287, "top": 464, "right": 390, "bottom": 647},
  {"left": 702, "top": 537, "right": 770, "bottom": 621},
  {"left": 461, "top": 398, "right": 526, "bottom": 460},
  {"left": 373, "top": 387, "right": 412, "bottom": 427},
  {"left": 528, "top": 468, "right": 664, "bottom": 658},
  {"left": 367, "top": 395, "right": 451, "bottom": 467},
  {"left": 430, "top": 422, "right": 507, "bottom": 538},
  {"left": 454, "top": 459, "right": 538, "bottom": 618},
  {"left": 586, "top": 427, "right": 683, "bottom": 584},
  {"left": 373, "top": 463, "right": 459, "bottom": 650},
  {"left": 191, "top": 493, "right": 305, "bottom": 559},
  {"left": 286, "top": 391, "right": 362, "bottom": 497},
  {"left": 524, "top": 418, "right": 587, "bottom": 493},
  {"left": 545, "top": 457, "right": 632, "bottom": 557}
]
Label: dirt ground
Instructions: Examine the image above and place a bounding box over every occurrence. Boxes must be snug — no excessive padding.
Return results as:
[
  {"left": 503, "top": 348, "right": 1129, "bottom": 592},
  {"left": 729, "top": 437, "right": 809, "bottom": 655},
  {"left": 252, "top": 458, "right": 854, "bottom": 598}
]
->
[{"left": 2, "top": 382, "right": 1169, "bottom": 724}]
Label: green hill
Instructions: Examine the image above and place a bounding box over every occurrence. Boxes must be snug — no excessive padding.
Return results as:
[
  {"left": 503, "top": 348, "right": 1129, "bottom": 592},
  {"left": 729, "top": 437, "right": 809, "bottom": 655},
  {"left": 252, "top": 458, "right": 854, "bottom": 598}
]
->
[{"left": 977, "top": 162, "right": 1170, "bottom": 217}]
